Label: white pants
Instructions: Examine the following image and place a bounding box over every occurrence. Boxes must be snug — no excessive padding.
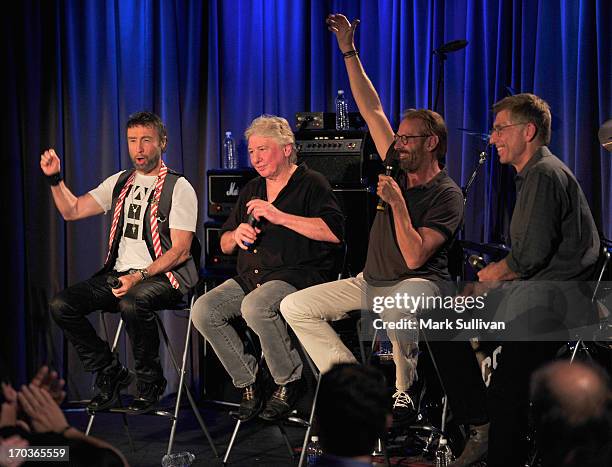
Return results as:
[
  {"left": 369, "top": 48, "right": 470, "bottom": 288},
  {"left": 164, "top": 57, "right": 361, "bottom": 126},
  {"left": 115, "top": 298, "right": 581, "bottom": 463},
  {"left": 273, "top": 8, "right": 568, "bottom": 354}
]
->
[{"left": 280, "top": 273, "right": 440, "bottom": 391}]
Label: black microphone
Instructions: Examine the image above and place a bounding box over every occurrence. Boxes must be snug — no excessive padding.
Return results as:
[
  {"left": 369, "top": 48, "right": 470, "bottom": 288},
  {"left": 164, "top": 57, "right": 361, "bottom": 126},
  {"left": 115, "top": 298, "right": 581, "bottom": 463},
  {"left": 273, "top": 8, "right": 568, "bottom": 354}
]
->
[
  {"left": 244, "top": 197, "right": 259, "bottom": 247},
  {"left": 376, "top": 156, "right": 400, "bottom": 212},
  {"left": 433, "top": 39, "right": 468, "bottom": 55},
  {"left": 107, "top": 276, "right": 121, "bottom": 289},
  {"left": 468, "top": 255, "right": 487, "bottom": 272}
]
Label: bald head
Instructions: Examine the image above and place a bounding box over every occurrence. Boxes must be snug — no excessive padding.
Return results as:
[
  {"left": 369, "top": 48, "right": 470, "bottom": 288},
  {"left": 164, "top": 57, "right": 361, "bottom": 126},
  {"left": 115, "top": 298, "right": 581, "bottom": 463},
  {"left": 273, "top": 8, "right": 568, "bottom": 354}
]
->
[
  {"left": 530, "top": 360, "right": 612, "bottom": 467},
  {"left": 531, "top": 360, "right": 610, "bottom": 425}
]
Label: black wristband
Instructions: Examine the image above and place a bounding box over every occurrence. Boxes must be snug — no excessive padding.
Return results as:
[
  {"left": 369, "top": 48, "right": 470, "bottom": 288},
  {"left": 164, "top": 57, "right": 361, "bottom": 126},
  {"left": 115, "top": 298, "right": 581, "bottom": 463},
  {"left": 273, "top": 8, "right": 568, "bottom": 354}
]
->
[
  {"left": 342, "top": 49, "right": 359, "bottom": 59},
  {"left": 46, "top": 172, "right": 63, "bottom": 186}
]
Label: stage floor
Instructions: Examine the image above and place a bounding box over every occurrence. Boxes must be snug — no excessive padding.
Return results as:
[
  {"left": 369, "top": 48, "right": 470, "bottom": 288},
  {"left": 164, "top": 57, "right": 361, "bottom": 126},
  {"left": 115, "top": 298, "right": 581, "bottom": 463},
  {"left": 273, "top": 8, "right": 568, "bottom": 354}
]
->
[{"left": 65, "top": 399, "right": 443, "bottom": 466}]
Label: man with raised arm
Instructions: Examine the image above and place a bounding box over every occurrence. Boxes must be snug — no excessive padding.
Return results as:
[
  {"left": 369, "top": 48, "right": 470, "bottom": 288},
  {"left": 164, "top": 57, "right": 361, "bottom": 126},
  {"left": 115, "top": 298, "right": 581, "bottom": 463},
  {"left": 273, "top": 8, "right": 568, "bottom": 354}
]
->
[
  {"left": 42, "top": 111, "right": 198, "bottom": 415},
  {"left": 281, "top": 18, "right": 488, "bottom": 461}
]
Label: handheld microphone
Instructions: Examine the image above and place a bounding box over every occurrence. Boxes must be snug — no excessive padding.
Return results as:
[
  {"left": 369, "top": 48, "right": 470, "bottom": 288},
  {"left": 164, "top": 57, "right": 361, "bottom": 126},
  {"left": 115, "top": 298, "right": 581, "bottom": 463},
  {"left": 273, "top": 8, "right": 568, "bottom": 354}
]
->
[
  {"left": 468, "top": 255, "right": 487, "bottom": 272},
  {"left": 376, "top": 156, "right": 400, "bottom": 212},
  {"left": 244, "top": 197, "right": 259, "bottom": 247},
  {"left": 107, "top": 276, "right": 121, "bottom": 289}
]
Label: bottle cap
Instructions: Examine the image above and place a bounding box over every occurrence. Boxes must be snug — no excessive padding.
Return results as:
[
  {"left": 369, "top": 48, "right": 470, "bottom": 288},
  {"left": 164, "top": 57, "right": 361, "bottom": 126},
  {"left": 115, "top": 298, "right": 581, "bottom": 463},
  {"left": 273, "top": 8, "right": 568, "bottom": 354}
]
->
[
  {"left": 225, "top": 131, "right": 232, "bottom": 137},
  {"left": 439, "top": 438, "right": 447, "bottom": 445},
  {"left": 311, "top": 435, "right": 319, "bottom": 442},
  {"left": 337, "top": 90, "right": 344, "bottom": 95}
]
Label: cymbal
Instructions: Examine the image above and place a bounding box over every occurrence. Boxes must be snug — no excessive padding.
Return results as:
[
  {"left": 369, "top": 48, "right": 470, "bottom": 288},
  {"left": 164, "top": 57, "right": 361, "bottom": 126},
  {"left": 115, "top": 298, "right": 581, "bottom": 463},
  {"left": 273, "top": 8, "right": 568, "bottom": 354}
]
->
[
  {"left": 599, "top": 119, "right": 612, "bottom": 152},
  {"left": 457, "top": 128, "right": 489, "bottom": 142}
]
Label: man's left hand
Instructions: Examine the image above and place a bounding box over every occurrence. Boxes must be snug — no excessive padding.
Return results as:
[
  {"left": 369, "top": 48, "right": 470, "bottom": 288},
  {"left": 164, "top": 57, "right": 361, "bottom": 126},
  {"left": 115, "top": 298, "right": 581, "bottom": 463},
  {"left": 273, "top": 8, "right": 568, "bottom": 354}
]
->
[
  {"left": 112, "top": 273, "right": 140, "bottom": 297},
  {"left": 246, "top": 199, "right": 286, "bottom": 225},
  {"left": 377, "top": 175, "right": 403, "bottom": 208}
]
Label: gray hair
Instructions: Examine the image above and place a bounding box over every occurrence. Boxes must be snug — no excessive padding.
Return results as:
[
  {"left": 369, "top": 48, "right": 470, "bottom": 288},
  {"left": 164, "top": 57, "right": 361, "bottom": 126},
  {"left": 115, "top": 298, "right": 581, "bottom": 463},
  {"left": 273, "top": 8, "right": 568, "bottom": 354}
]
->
[{"left": 244, "top": 115, "right": 297, "bottom": 163}]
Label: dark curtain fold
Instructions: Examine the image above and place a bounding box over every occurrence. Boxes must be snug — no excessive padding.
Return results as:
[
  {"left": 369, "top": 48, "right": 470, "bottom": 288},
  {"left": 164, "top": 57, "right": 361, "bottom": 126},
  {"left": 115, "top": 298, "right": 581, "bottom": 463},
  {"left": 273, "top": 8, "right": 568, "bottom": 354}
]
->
[{"left": 3, "top": 0, "right": 610, "bottom": 394}]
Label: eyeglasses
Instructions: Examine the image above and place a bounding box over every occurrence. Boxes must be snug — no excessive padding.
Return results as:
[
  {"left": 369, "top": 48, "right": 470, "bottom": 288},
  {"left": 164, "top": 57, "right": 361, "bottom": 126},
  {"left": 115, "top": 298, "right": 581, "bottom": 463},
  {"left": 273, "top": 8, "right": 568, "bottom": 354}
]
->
[
  {"left": 489, "top": 122, "right": 528, "bottom": 138},
  {"left": 393, "top": 133, "right": 431, "bottom": 145}
]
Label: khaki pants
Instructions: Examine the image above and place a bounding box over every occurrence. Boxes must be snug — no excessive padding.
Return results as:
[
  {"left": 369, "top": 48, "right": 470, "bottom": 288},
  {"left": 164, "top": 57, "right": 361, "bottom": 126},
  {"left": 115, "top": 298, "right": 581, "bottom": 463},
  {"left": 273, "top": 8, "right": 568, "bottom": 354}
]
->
[{"left": 280, "top": 273, "right": 440, "bottom": 391}]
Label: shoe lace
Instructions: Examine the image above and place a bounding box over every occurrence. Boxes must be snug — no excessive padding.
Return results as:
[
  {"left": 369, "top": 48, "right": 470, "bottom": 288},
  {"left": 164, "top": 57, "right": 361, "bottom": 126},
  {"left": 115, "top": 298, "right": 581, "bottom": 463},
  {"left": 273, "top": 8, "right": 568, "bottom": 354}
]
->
[{"left": 392, "top": 390, "right": 415, "bottom": 410}]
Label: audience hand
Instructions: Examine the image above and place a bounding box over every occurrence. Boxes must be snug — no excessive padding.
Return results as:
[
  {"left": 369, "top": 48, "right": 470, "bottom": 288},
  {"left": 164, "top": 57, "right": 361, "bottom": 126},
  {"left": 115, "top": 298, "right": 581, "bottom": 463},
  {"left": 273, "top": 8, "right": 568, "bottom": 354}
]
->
[
  {"left": 30, "top": 366, "right": 66, "bottom": 405},
  {"left": 17, "top": 384, "right": 68, "bottom": 434},
  {"left": 0, "top": 435, "right": 29, "bottom": 467}
]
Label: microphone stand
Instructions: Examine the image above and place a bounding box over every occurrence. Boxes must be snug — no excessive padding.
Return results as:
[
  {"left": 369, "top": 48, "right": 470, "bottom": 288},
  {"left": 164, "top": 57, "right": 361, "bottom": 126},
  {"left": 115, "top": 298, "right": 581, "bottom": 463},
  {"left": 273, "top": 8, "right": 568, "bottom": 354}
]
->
[
  {"left": 433, "top": 51, "right": 447, "bottom": 113},
  {"left": 462, "top": 146, "right": 489, "bottom": 207}
]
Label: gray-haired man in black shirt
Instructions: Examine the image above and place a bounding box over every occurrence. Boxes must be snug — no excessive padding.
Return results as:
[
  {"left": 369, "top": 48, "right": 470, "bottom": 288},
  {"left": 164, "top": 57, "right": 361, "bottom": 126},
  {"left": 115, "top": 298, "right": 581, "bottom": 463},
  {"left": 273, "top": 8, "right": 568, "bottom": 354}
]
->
[{"left": 192, "top": 115, "right": 344, "bottom": 422}]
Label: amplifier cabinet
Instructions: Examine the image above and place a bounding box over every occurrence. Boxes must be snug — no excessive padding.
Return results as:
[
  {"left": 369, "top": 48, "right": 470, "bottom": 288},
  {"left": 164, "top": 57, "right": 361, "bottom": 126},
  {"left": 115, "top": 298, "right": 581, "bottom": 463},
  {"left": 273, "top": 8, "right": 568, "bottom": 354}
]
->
[
  {"left": 333, "top": 187, "right": 377, "bottom": 275},
  {"left": 207, "top": 169, "right": 257, "bottom": 219},
  {"left": 296, "top": 130, "right": 378, "bottom": 187},
  {"left": 204, "top": 221, "right": 237, "bottom": 272}
]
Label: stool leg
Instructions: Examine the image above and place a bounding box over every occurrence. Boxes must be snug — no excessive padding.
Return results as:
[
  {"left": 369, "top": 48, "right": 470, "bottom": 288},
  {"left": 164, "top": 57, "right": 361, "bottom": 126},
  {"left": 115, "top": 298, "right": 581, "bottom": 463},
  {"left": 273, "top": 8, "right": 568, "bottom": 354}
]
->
[
  {"left": 298, "top": 373, "right": 321, "bottom": 467},
  {"left": 157, "top": 307, "right": 218, "bottom": 458},
  {"left": 277, "top": 423, "right": 296, "bottom": 458},
  {"left": 223, "top": 419, "right": 242, "bottom": 464},
  {"left": 85, "top": 318, "right": 126, "bottom": 436}
]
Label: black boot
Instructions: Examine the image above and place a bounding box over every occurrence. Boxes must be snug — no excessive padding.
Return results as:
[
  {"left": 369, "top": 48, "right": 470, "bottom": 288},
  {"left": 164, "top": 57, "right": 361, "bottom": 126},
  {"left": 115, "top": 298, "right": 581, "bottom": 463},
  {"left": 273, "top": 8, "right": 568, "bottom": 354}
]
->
[
  {"left": 237, "top": 370, "right": 268, "bottom": 421},
  {"left": 87, "top": 363, "right": 134, "bottom": 413},
  {"left": 127, "top": 378, "right": 167, "bottom": 414},
  {"left": 259, "top": 379, "right": 303, "bottom": 421}
]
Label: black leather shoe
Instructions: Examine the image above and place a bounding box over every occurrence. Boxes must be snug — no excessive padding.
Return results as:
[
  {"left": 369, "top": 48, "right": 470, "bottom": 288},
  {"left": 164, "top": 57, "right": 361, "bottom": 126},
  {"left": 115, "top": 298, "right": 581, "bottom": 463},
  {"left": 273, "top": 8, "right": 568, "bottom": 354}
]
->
[
  {"left": 126, "top": 379, "right": 167, "bottom": 414},
  {"left": 238, "top": 383, "right": 264, "bottom": 421},
  {"left": 87, "top": 364, "right": 134, "bottom": 413},
  {"left": 259, "top": 379, "right": 303, "bottom": 421}
]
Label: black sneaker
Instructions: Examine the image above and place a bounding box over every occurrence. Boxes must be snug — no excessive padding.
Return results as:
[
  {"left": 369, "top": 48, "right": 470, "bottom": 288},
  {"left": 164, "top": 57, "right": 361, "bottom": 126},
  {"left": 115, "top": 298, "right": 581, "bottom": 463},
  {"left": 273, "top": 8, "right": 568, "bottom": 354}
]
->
[
  {"left": 87, "top": 364, "right": 134, "bottom": 413},
  {"left": 391, "top": 389, "right": 417, "bottom": 427},
  {"left": 259, "top": 379, "right": 303, "bottom": 421},
  {"left": 126, "top": 379, "right": 167, "bottom": 414}
]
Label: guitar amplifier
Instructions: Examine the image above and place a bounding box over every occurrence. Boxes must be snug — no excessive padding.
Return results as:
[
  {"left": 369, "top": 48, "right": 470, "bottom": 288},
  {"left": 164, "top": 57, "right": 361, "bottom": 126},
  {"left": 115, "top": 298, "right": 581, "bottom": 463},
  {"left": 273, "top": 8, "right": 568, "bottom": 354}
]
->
[
  {"left": 207, "top": 169, "right": 257, "bottom": 219},
  {"left": 295, "top": 130, "right": 378, "bottom": 187},
  {"left": 295, "top": 112, "right": 366, "bottom": 130},
  {"left": 204, "top": 221, "right": 237, "bottom": 271}
]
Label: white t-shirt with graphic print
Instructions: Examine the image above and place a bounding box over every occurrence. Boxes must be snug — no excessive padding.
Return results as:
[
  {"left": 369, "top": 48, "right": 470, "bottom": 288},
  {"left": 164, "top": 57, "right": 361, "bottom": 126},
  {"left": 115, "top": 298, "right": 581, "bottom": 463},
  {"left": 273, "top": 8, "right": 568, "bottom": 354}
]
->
[{"left": 89, "top": 170, "right": 197, "bottom": 272}]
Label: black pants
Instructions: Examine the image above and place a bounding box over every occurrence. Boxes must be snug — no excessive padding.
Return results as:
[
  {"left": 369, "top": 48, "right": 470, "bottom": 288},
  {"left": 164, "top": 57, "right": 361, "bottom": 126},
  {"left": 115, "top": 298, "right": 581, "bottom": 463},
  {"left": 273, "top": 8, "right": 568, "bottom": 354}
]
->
[
  {"left": 486, "top": 341, "right": 560, "bottom": 467},
  {"left": 50, "top": 271, "right": 182, "bottom": 384},
  {"left": 427, "top": 340, "right": 489, "bottom": 426}
]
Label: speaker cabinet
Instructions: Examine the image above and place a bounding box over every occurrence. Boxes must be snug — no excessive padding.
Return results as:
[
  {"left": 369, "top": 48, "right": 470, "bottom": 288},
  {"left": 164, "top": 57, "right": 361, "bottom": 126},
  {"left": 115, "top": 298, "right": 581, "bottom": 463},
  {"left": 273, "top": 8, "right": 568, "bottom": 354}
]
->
[
  {"left": 296, "top": 130, "right": 378, "bottom": 187},
  {"left": 207, "top": 169, "right": 257, "bottom": 220},
  {"left": 204, "top": 222, "right": 237, "bottom": 272},
  {"left": 333, "top": 187, "right": 377, "bottom": 275}
]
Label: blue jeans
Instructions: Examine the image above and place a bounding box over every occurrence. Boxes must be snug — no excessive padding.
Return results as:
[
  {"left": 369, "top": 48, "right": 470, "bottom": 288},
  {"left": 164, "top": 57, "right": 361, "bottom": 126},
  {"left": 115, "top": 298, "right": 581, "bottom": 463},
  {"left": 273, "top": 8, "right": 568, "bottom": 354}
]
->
[{"left": 192, "top": 279, "right": 302, "bottom": 388}]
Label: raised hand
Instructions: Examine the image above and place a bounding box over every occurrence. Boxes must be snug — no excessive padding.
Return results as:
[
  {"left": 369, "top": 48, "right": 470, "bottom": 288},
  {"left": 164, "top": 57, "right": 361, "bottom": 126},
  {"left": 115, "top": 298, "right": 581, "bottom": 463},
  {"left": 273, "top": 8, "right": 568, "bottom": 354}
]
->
[
  {"left": 30, "top": 366, "right": 66, "bottom": 405},
  {"left": 326, "top": 13, "right": 360, "bottom": 53},
  {"left": 17, "top": 384, "right": 68, "bottom": 434},
  {"left": 40, "top": 149, "right": 61, "bottom": 176}
]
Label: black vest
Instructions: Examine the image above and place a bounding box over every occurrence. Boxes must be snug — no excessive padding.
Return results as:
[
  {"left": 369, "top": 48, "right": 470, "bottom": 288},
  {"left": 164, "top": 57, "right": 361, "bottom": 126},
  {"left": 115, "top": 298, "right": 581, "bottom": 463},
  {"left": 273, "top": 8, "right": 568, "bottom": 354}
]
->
[{"left": 97, "top": 169, "right": 199, "bottom": 294}]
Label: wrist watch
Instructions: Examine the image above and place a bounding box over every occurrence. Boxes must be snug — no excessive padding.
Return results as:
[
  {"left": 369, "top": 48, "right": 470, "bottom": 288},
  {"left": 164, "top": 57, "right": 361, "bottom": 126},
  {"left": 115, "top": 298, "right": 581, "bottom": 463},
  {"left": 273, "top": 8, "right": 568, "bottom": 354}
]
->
[{"left": 138, "top": 269, "right": 150, "bottom": 281}]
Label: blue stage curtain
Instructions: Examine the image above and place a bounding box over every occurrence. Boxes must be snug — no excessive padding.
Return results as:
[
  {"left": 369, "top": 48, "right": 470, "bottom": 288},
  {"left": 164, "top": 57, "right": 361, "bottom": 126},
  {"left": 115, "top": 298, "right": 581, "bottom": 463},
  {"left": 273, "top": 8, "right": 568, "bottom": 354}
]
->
[{"left": 3, "top": 0, "right": 610, "bottom": 388}]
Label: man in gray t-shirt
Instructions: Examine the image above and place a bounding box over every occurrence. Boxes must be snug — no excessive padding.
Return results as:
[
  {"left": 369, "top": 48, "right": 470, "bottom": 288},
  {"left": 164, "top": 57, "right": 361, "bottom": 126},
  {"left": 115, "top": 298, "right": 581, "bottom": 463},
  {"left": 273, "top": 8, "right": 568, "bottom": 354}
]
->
[{"left": 281, "top": 17, "right": 487, "bottom": 452}]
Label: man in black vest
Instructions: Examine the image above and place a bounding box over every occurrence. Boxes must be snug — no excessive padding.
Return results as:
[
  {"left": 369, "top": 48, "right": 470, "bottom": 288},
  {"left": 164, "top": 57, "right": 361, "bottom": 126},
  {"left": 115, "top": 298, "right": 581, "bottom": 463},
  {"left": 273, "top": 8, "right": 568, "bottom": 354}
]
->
[{"left": 41, "top": 111, "right": 198, "bottom": 414}]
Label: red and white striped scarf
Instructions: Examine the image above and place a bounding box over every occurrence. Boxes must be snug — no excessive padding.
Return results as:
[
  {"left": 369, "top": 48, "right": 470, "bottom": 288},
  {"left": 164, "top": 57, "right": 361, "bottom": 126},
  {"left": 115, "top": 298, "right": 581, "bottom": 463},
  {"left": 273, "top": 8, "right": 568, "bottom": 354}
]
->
[{"left": 106, "top": 161, "right": 179, "bottom": 289}]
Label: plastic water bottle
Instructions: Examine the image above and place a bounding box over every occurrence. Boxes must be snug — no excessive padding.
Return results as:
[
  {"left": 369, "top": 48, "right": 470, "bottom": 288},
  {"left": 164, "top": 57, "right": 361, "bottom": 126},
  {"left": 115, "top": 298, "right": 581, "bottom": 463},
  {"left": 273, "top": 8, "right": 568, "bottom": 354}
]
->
[
  {"left": 434, "top": 438, "right": 453, "bottom": 467},
  {"left": 335, "top": 90, "right": 349, "bottom": 130},
  {"left": 306, "top": 435, "right": 323, "bottom": 466},
  {"left": 161, "top": 451, "right": 195, "bottom": 467},
  {"left": 223, "top": 131, "right": 237, "bottom": 169}
]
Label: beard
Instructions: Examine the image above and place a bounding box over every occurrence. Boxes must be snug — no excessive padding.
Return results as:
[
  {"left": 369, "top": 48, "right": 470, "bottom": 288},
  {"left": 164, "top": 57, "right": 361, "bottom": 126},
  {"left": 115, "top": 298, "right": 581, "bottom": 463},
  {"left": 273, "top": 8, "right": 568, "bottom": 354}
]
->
[
  {"left": 132, "top": 152, "right": 161, "bottom": 173},
  {"left": 398, "top": 150, "right": 421, "bottom": 172}
]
